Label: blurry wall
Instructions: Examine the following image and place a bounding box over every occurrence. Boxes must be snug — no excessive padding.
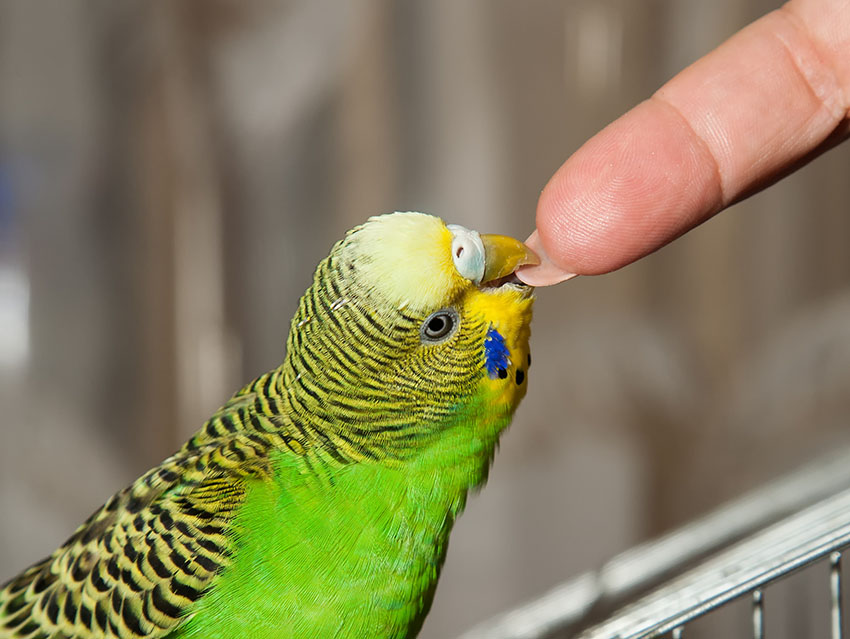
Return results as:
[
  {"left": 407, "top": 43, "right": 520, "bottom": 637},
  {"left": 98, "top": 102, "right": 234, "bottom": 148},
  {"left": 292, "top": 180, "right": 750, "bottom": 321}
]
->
[{"left": 1, "top": 2, "right": 849, "bottom": 638}]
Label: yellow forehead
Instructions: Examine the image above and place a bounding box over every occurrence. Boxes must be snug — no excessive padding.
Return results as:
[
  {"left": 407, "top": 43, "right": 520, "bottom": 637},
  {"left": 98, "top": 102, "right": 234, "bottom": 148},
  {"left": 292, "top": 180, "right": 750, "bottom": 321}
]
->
[{"left": 348, "top": 212, "right": 467, "bottom": 313}]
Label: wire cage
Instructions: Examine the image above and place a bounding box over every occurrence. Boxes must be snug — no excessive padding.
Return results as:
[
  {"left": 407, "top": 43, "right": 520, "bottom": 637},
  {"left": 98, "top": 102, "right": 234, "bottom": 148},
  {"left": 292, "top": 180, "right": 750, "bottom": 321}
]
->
[{"left": 459, "top": 448, "right": 850, "bottom": 639}]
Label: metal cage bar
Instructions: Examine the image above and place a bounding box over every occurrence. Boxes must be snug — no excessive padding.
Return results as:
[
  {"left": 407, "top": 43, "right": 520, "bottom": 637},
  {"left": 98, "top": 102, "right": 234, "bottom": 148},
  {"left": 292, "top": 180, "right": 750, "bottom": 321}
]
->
[
  {"left": 459, "top": 448, "right": 850, "bottom": 639},
  {"left": 832, "top": 552, "right": 843, "bottom": 639},
  {"left": 578, "top": 487, "right": 850, "bottom": 638}
]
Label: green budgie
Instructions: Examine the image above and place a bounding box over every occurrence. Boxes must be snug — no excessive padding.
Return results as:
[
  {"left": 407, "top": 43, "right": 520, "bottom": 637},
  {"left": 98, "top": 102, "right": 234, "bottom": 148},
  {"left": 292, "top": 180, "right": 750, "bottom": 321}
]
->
[{"left": 0, "top": 212, "right": 538, "bottom": 639}]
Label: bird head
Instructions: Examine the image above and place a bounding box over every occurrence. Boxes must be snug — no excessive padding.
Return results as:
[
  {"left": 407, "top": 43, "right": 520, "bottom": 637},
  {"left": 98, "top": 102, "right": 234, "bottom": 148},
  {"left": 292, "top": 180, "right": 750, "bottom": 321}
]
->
[{"left": 282, "top": 212, "right": 537, "bottom": 458}]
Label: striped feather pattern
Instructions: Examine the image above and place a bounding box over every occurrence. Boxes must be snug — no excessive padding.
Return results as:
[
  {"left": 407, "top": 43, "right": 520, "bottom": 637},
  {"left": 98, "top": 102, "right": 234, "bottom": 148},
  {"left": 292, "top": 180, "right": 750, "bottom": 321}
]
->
[{"left": 0, "top": 426, "right": 271, "bottom": 639}]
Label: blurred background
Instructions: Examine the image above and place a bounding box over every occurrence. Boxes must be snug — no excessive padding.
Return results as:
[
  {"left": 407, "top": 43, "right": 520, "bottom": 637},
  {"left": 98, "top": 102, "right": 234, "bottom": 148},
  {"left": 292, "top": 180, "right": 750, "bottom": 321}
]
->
[{"left": 1, "top": 1, "right": 849, "bottom": 637}]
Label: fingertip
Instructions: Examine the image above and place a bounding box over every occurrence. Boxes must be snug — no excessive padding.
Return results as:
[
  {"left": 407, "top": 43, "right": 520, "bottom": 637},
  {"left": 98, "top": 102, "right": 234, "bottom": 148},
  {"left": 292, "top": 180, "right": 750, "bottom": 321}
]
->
[{"left": 515, "top": 231, "right": 578, "bottom": 287}]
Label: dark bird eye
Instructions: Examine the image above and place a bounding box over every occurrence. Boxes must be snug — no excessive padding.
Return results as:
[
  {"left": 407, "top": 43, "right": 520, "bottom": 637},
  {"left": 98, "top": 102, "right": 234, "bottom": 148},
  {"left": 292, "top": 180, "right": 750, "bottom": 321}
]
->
[{"left": 421, "top": 309, "right": 459, "bottom": 343}]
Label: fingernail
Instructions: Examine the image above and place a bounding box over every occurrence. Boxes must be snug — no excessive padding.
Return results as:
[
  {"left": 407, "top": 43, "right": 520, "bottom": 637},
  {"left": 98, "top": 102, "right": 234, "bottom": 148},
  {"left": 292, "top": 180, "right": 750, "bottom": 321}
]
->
[{"left": 515, "top": 231, "right": 577, "bottom": 287}]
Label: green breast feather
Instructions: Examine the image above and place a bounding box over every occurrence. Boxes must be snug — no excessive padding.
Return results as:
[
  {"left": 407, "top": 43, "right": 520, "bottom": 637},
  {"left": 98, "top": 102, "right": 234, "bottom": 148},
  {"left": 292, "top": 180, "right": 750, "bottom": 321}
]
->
[{"left": 0, "top": 212, "right": 536, "bottom": 639}]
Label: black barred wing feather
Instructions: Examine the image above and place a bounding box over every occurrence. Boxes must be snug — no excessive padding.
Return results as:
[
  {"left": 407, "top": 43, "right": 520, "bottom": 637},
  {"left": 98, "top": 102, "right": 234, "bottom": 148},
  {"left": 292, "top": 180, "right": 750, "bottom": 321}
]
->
[{"left": 0, "top": 432, "right": 274, "bottom": 639}]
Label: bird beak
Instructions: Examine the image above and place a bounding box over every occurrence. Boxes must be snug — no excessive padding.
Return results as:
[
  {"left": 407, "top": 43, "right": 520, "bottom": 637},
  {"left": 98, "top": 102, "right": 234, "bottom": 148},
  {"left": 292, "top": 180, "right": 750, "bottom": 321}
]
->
[{"left": 479, "top": 234, "right": 541, "bottom": 285}]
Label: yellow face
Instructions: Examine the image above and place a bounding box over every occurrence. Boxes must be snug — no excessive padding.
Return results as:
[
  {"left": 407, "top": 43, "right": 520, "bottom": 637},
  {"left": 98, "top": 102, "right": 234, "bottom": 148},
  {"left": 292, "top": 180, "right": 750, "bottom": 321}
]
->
[
  {"left": 459, "top": 284, "right": 533, "bottom": 407},
  {"left": 341, "top": 212, "right": 536, "bottom": 414}
]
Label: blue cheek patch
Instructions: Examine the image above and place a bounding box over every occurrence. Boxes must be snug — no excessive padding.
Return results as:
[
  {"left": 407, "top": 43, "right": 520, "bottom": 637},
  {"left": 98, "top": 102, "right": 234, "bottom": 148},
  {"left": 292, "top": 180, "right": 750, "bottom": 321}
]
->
[{"left": 484, "top": 327, "right": 511, "bottom": 379}]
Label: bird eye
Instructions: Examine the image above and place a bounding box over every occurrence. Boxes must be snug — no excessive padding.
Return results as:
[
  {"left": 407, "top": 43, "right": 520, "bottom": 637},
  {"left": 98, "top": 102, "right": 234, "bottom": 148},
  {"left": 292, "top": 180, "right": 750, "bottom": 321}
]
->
[{"left": 420, "top": 308, "right": 459, "bottom": 343}]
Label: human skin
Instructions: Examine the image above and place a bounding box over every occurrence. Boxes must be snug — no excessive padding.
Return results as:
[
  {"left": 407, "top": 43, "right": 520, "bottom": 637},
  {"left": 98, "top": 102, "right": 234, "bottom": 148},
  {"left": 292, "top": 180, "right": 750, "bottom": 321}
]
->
[{"left": 517, "top": 0, "right": 850, "bottom": 286}]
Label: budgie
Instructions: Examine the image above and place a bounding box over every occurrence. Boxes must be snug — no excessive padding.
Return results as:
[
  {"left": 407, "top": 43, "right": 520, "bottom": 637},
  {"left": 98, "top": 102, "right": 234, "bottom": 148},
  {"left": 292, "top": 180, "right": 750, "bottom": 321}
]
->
[{"left": 0, "top": 212, "right": 538, "bottom": 639}]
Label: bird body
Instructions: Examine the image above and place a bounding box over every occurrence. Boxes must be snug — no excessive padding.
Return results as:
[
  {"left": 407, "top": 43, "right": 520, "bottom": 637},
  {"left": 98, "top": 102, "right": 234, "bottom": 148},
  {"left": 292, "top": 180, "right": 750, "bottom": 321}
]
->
[
  {"left": 173, "top": 403, "right": 503, "bottom": 639},
  {"left": 1, "top": 212, "right": 536, "bottom": 639}
]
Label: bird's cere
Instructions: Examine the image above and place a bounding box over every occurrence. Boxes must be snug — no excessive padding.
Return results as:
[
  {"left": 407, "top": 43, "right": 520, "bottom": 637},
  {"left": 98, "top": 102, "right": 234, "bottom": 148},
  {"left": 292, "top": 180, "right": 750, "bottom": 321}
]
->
[{"left": 447, "top": 224, "right": 487, "bottom": 284}]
